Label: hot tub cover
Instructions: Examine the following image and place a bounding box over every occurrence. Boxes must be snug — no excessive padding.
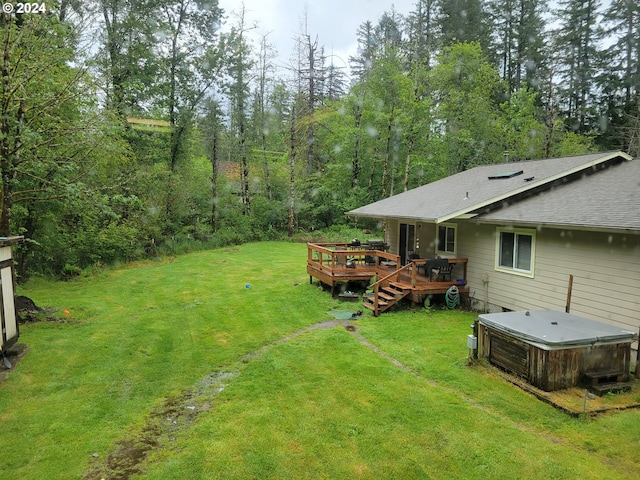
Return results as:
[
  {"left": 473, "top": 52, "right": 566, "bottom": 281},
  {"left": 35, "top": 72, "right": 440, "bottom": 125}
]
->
[{"left": 478, "top": 310, "right": 636, "bottom": 348}]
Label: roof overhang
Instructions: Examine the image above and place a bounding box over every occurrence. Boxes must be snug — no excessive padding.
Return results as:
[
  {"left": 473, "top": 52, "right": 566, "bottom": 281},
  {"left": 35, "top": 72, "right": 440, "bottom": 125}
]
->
[{"left": 436, "top": 151, "right": 632, "bottom": 224}]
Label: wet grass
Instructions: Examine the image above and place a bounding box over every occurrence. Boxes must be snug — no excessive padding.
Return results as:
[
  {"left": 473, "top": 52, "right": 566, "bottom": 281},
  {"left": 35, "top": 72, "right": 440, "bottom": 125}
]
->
[{"left": 1, "top": 242, "right": 640, "bottom": 479}]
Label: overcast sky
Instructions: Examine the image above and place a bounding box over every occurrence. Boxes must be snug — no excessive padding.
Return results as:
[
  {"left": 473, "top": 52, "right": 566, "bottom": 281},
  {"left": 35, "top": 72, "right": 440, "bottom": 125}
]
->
[{"left": 218, "top": 0, "right": 417, "bottom": 71}]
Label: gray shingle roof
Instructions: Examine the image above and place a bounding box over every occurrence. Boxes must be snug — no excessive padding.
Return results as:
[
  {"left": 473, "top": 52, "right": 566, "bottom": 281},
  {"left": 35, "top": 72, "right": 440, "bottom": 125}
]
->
[
  {"left": 477, "top": 156, "right": 640, "bottom": 231},
  {"left": 347, "top": 152, "right": 638, "bottom": 231}
]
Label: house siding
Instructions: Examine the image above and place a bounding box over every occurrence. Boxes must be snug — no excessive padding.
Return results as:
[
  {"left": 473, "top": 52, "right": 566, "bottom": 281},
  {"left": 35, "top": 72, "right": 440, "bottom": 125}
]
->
[
  {"left": 382, "top": 217, "right": 640, "bottom": 331},
  {"left": 385, "top": 220, "right": 442, "bottom": 259},
  {"left": 385, "top": 219, "right": 399, "bottom": 254},
  {"left": 458, "top": 221, "right": 640, "bottom": 331}
]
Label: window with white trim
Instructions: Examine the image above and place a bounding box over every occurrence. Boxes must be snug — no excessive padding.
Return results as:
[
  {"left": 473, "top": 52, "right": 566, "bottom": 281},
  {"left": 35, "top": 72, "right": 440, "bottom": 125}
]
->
[
  {"left": 496, "top": 228, "right": 535, "bottom": 276},
  {"left": 436, "top": 224, "right": 456, "bottom": 255}
]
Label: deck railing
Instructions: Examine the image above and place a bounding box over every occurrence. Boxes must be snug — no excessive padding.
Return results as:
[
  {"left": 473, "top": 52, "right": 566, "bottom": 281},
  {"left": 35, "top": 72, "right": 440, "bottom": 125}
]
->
[{"left": 307, "top": 242, "right": 400, "bottom": 275}]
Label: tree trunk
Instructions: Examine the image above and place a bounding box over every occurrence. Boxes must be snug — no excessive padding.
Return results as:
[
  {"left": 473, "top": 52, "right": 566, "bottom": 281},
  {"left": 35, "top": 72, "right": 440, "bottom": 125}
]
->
[
  {"left": 381, "top": 101, "right": 395, "bottom": 198},
  {"left": 239, "top": 123, "right": 250, "bottom": 216},
  {"left": 0, "top": 31, "right": 23, "bottom": 235},
  {"left": 352, "top": 103, "right": 362, "bottom": 188},
  {"left": 288, "top": 106, "right": 296, "bottom": 237},
  {"left": 257, "top": 36, "right": 273, "bottom": 201},
  {"left": 211, "top": 129, "right": 219, "bottom": 231},
  {"left": 306, "top": 35, "right": 316, "bottom": 174},
  {"left": 404, "top": 133, "right": 414, "bottom": 192}
]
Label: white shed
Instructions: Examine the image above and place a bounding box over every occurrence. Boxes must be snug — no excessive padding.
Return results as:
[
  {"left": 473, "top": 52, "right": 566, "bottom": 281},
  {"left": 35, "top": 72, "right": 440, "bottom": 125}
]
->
[{"left": 0, "top": 236, "right": 24, "bottom": 367}]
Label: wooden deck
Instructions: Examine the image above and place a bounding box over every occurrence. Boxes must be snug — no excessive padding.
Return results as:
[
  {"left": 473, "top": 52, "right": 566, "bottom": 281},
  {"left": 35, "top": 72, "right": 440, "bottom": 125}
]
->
[{"left": 307, "top": 243, "right": 469, "bottom": 316}]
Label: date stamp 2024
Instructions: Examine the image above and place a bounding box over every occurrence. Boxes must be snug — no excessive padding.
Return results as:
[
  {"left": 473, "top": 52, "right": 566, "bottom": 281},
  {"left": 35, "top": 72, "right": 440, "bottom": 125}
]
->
[{"left": 2, "top": 2, "right": 47, "bottom": 14}]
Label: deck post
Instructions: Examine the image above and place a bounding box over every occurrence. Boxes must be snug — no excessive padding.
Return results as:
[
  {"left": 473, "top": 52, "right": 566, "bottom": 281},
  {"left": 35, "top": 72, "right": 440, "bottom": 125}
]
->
[
  {"left": 373, "top": 283, "right": 379, "bottom": 317},
  {"left": 411, "top": 262, "right": 417, "bottom": 287}
]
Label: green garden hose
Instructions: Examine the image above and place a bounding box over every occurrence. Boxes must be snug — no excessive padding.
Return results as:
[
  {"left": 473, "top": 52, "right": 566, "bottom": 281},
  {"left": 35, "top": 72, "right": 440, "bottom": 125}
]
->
[{"left": 445, "top": 285, "right": 460, "bottom": 308}]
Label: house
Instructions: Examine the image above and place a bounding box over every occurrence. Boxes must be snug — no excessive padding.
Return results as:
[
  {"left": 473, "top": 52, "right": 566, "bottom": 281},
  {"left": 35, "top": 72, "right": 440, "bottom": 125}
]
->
[{"left": 347, "top": 151, "right": 640, "bottom": 332}]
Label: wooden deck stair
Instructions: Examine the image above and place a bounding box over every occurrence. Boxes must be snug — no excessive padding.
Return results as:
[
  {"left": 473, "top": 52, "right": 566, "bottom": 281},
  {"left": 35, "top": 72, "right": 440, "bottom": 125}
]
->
[{"left": 363, "top": 281, "right": 411, "bottom": 314}]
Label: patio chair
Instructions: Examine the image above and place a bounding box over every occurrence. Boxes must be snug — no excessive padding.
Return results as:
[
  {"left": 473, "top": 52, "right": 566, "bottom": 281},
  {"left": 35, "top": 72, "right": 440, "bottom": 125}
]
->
[
  {"left": 437, "top": 261, "right": 453, "bottom": 281},
  {"left": 425, "top": 258, "right": 450, "bottom": 281},
  {"left": 406, "top": 251, "right": 421, "bottom": 266}
]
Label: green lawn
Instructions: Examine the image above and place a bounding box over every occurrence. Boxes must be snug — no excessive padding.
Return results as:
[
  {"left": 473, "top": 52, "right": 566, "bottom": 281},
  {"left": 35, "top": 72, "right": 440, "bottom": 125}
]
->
[{"left": 1, "top": 242, "right": 639, "bottom": 479}]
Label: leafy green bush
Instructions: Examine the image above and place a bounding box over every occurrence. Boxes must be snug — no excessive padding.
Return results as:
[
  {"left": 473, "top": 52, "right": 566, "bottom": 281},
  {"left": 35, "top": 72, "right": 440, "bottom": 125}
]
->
[{"left": 61, "top": 263, "right": 81, "bottom": 280}]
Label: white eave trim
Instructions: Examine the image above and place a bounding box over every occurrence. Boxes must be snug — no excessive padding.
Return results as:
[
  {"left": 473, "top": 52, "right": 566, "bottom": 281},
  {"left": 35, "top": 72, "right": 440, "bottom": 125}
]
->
[{"left": 471, "top": 218, "right": 640, "bottom": 235}]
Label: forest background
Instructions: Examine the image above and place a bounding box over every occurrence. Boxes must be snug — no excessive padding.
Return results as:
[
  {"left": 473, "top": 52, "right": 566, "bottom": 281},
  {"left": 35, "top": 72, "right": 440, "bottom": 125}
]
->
[{"left": 1, "top": 0, "right": 639, "bottom": 279}]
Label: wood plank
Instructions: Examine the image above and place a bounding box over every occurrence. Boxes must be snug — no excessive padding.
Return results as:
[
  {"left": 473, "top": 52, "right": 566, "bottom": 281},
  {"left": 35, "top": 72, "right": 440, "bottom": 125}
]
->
[{"left": 126, "top": 117, "right": 171, "bottom": 127}]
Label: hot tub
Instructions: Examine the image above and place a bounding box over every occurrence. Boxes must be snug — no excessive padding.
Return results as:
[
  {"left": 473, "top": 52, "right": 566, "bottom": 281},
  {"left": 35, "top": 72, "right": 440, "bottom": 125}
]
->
[{"left": 477, "top": 310, "right": 636, "bottom": 391}]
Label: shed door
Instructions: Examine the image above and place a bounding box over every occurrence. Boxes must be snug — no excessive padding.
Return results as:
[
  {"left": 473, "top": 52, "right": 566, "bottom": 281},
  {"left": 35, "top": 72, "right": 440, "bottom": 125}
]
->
[{"left": 0, "top": 260, "right": 18, "bottom": 350}]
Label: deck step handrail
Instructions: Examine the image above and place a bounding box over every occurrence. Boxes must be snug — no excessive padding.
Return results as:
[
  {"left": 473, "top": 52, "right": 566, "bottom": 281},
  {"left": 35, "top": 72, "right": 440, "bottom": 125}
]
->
[
  {"left": 371, "top": 262, "right": 412, "bottom": 288},
  {"left": 370, "top": 262, "right": 414, "bottom": 316}
]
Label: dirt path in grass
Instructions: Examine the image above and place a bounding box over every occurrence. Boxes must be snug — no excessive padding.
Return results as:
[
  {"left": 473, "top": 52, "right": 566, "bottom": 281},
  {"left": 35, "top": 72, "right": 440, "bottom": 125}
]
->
[{"left": 82, "top": 319, "right": 357, "bottom": 480}]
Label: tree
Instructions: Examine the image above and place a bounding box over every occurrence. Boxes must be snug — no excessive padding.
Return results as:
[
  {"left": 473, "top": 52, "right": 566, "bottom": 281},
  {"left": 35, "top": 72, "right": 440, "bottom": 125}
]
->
[
  {"left": 553, "top": 0, "right": 604, "bottom": 134},
  {"left": 488, "top": 0, "right": 549, "bottom": 94},
  {"left": 95, "top": 0, "right": 156, "bottom": 119},
  {"left": 428, "top": 42, "right": 505, "bottom": 172},
  {"left": 146, "top": 0, "right": 222, "bottom": 233},
  {"left": 1, "top": 12, "right": 92, "bottom": 235},
  {"left": 154, "top": 0, "right": 222, "bottom": 172},
  {"left": 374, "top": 7, "right": 405, "bottom": 57},
  {"left": 350, "top": 21, "right": 376, "bottom": 82},
  {"left": 201, "top": 99, "right": 223, "bottom": 231},
  {"left": 404, "top": 0, "right": 440, "bottom": 71},
  {"left": 293, "top": 27, "right": 326, "bottom": 174},
  {"left": 602, "top": 0, "right": 640, "bottom": 104},
  {"left": 499, "top": 85, "right": 547, "bottom": 160},
  {"left": 322, "top": 62, "right": 348, "bottom": 103},
  {"left": 223, "top": 8, "right": 254, "bottom": 216},
  {"left": 437, "top": 0, "right": 490, "bottom": 51},
  {"left": 287, "top": 105, "right": 297, "bottom": 237},
  {"left": 598, "top": 0, "right": 640, "bottom": 150},
  {"left": 2, "top": 10, "right": 139, "bottom": 278},
  {"left": 359, "top": 46, "right": 409, "bottom": 198},
  {"left": 252, "top": 34, "right": 276, "bottom": 201}
]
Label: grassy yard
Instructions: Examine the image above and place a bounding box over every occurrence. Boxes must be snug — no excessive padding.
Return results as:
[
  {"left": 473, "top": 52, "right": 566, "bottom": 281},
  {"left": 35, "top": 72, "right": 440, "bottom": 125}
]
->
[{"left": 1, "top": 242, "right": 640, "bottom": 479}]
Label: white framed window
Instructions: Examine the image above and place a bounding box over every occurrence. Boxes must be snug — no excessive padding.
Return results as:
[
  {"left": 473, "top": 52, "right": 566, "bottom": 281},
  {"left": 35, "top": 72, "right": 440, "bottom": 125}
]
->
[
  {"left": 495, "top": 228, "right": 535, "bottom": 277},
  {"left": 436, "top": 224, "right": 457, "bottom": 255}
]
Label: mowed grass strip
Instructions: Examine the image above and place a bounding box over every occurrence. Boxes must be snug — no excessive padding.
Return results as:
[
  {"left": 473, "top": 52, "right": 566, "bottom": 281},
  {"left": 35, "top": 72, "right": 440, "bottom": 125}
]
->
[
  {"left": 140, "top": 325, "right": 634, "bottom": 480},
  {"left": 1, "top": 242, "right": 639, "bottom": 479},
  {"left": 0, "top": 242, "right": 332, "bottom": 479}
]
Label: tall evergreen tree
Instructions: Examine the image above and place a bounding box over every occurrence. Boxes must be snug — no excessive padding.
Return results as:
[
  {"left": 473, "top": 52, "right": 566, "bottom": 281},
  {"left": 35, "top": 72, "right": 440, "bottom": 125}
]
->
[
  {"left": 322, "top": 62, "right": 348, "bottom": 103},
  {"left": 374, "top": 7, "right": 405, "bottom": 57},
  {"left": 553, "top": 0, "right": 604, "bottom": 134},
  {"left": 292, "top": 16, "right": 329, "bottom": 174},
  {"left": 598, "top": 0, "right": 640, "bottom": 150},
  {"left": 437, "top": 0, "right": 490, "bottom": 51},
  {"left": 94, "top": 0, "right": 156, "bottom": 119},
  {"left": 350, "top": 20, "right": 376, "bottom": 81},
  {"left": 602, "top": 0, "right": 640, "bottom": 104},
  {"left": 223, "top": 8, "right": 254, "bottom": 216},
  {"left": 404, "top": 0, "right": 441, "bottom": 71},
  {"left": 252, "top": 34, "right": 277, "bottom": 201},
  {"left": 154, "top": 0, "right": 222, "bottom": 171},
  {"left": 488, "top": 0, "right": 549, "bottom": 93}
]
